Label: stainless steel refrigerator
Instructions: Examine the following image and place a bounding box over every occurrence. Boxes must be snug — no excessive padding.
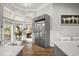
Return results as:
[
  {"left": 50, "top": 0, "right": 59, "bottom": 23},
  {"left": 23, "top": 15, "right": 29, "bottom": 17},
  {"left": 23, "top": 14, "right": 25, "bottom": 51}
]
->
[{"left": 32, "top": 14, "right": 50, "bottom": 48}]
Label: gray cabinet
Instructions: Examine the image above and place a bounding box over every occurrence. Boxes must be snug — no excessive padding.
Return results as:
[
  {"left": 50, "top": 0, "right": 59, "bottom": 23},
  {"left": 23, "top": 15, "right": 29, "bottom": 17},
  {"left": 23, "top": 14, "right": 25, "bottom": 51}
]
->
[{"left": 32, "top": 14, "right": 50, "bottom": 48}]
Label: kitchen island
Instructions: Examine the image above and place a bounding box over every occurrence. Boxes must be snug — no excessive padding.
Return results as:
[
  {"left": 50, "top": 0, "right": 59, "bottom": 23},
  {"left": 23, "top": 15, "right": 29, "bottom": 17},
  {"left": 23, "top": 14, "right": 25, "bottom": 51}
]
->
[
  {"left": 54, "top": 41, "right": 79, "bottom": 56},
  {"left": 0, "top": 46, "right": 23, "bottom": 56}
]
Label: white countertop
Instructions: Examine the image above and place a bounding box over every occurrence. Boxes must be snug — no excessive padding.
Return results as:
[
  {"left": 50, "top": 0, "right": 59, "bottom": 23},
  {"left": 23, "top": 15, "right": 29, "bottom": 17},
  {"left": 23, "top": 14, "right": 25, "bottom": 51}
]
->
[
  {"left": 54, "top": 41, "right": 79, "bottom": 56},
  {"left": 4, "top": 41, "right": 22, "bottom": 46},
  {"left": 0, "top": 46, "right": 24, "bottom": 56}
]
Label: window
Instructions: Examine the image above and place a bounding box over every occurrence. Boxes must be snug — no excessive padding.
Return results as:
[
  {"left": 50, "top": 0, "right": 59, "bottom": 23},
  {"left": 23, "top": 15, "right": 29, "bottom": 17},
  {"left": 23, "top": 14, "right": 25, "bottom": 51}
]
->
[
  {"left": 15, "top": 14, "right": 24, "bottom": 22},
  {"left": 3, "top": 6, "right": 33, "bottom": 44},
  {"left": 25, "top": 16, "right": 32, "bottom": 23},
  {"left": 4, "top": 7, "right": 13, "bottom": 19},
  {"left": 4, "top": 7, "right": 25, "bottom": 22},
  {"left": 4, "top": 21, "right": 12, "bottom": 44}
]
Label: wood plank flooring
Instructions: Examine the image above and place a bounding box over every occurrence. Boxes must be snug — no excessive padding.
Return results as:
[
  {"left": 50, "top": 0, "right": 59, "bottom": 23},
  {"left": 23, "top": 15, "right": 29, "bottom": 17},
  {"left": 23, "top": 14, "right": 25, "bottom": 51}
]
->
[{"left": 22, "top": 42, "right": 54, "bottom": 56}]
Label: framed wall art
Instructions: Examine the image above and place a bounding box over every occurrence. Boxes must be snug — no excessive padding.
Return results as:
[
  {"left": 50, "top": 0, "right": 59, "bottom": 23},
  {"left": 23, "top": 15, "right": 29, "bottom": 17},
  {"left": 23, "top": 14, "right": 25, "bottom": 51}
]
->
[{"left": 61, "top": 15, "right": 79, "bottom": 25}]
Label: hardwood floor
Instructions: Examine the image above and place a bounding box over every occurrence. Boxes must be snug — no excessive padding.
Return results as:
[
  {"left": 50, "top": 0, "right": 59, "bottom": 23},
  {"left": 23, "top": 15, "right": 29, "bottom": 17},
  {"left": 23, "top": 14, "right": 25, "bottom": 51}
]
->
[{"left": 22, "top": 42, "right": 54, "bottom": 56}]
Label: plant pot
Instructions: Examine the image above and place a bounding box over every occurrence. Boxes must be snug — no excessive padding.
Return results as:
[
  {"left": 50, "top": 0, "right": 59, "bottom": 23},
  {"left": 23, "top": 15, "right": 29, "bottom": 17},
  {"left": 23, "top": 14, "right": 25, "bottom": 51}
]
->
[{"left": 19, "top": 36, "right": 21, "bottom": 41}]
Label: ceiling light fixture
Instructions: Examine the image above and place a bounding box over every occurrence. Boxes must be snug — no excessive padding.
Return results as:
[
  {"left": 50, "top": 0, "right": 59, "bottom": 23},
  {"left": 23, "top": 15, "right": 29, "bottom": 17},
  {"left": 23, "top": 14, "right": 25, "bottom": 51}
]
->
[{"left": 23, "top": 3, "right": 31, "bottom": 7}]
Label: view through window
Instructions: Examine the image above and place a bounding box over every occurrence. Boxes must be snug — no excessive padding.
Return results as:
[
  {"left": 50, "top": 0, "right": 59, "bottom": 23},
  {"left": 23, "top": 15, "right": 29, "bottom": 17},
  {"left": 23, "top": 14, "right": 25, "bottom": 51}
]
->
[{"left": 4, "top": 21, "right": 12, "bottom": 44}]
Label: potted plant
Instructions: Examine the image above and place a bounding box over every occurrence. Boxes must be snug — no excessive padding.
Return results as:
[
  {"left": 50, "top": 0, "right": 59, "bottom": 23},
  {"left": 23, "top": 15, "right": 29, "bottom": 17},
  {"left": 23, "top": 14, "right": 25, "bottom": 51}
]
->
[{"left": 15, "top": 26, "right": 27, "bottom": 41}]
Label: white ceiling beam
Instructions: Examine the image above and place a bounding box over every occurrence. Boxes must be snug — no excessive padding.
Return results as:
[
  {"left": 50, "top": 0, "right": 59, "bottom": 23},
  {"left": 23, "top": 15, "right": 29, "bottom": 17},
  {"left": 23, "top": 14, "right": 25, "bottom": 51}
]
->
[{"left": 36, "top": 3, "right": 49, "bottom": 11}]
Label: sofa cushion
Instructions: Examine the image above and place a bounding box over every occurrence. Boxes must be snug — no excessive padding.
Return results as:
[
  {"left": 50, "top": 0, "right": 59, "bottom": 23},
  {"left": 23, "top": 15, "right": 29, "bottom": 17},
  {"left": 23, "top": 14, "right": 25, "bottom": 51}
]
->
[
  {"left": 72, "top": 37, "right": 79, "bottom": 41},
  {"left": 60, "top": 37, "right": 72, "bottom": 41}
]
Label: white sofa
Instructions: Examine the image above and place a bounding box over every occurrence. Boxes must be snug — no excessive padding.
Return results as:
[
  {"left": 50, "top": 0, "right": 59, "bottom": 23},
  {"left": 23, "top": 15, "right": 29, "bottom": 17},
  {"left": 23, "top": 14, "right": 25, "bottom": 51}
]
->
[
  {"left": 60, "top": 37, "right": 72, "bottom": 41},
  {"left": 60, "top": 36, "right": 79, "bottom": 41},
  {"left": 72, "top": 37, "right": 79, "bottom": 41}
]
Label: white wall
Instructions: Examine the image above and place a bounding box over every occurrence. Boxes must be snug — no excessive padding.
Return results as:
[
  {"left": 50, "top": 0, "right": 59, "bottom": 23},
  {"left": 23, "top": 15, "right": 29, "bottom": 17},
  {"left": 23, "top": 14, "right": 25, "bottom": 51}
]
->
[
  {"left": 52, "top": 3, "right": 79, "bottom": 41},
  {"left": 36, "top": 3, "right": 79, "bottom": 46}
]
